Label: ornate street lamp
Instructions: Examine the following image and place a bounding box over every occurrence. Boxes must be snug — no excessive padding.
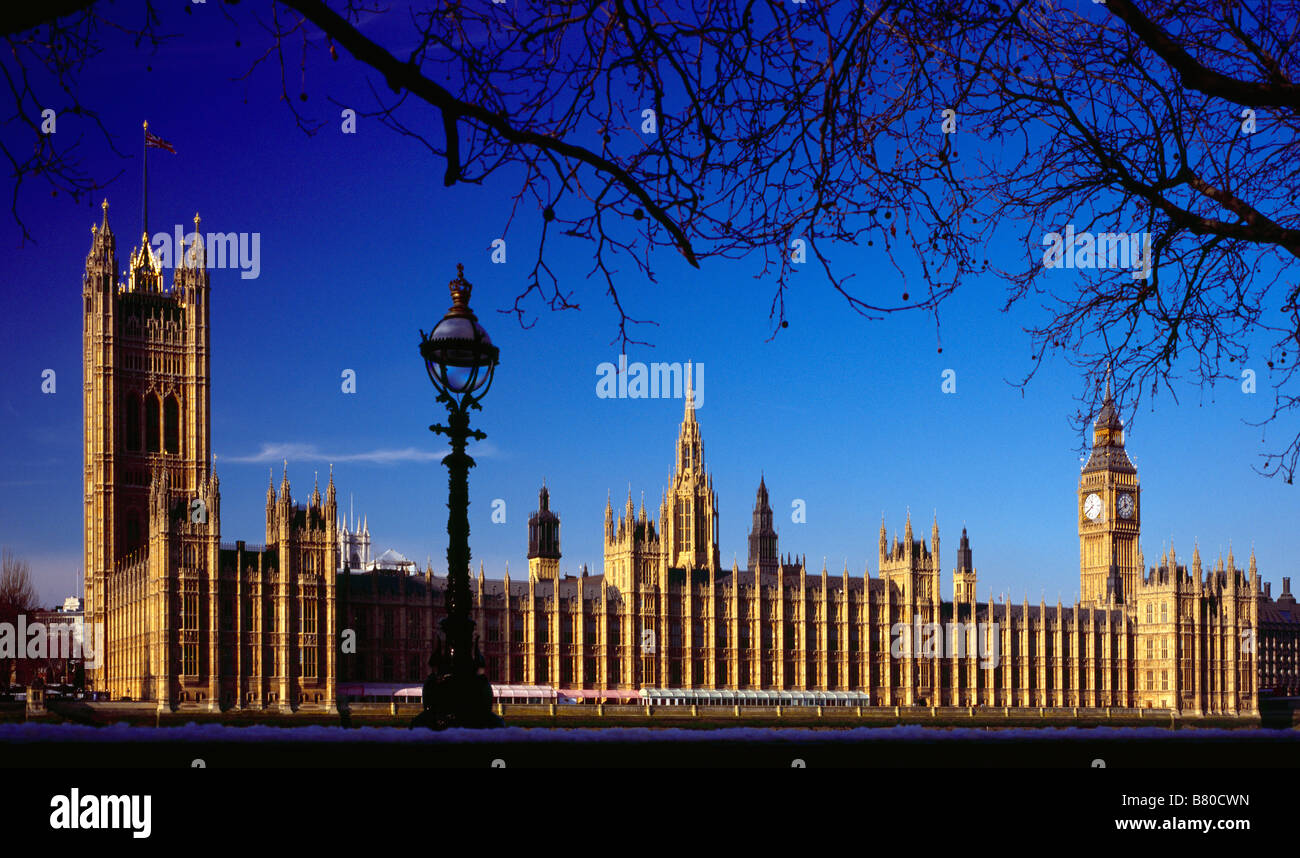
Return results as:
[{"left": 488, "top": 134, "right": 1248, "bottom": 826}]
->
[{"left": 417, "top": 263, "right": 502, "bottom": 728}]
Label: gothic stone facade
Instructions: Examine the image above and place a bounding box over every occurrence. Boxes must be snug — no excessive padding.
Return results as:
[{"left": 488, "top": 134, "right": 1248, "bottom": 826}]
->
[
  {"left": 82, "top": 204, "right": 1298, "bottom": 712},
  {"left": 84, "top": 205, "right": 336, "bottom": 710},
  {"left": 342, "top": 386, "right": 1297, "bottom": 714}
]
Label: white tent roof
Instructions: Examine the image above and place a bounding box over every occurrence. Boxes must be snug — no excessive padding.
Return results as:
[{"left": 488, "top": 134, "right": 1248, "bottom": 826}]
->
[{"left": 374, "top": 548, "right": 414, "bottom": 568}]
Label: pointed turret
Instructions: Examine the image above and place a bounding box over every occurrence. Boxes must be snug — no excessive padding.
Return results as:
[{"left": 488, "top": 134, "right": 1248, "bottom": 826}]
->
[
  {"left": 953, "top": 525, "right": 977, "bottom": 603},
  {"left": 264, "top": 468, "right": 278, "bottom": 543},
  {"left": 684, "top": 360, "right": 697, "bottom": 416},
  {"left": 85, "top": 199, "right": 118, "bottom": 304},
  {"left": 279, "top": 460, "right": 291, "bottom": 506},
  {"left": 127, "top": 222, "right": 164, "bottom": 294},
  {"left": 1083, "top": 371, "right": 1135, "bottom": 474},
  {"left": 674, "top": 366, "right": 705, "bottom": 475},
  {"left": 184, "top": 213, "right": 204, "bottom": 268},
  {"left": 748, "top": 474, "right": 778, "bottom": 576},
  {"left": 528, "top": 485, "right": 561, "bottom": 558}
]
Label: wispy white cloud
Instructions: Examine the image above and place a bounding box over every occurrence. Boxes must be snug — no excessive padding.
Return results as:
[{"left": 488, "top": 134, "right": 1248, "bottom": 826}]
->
[{"left": 222, "top": 442, "right": 499, "bottom": 465}]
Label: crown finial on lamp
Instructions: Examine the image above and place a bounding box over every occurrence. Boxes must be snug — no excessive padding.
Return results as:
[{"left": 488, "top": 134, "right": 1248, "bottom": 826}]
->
[{"left": 447, "top": 263, "right": 475, "bottom": 317}]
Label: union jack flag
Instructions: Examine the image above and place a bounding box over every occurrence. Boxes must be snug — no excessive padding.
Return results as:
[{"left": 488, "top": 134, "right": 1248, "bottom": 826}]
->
[{"left": 144, "top": 130, "right": 176, "bottom": 154}]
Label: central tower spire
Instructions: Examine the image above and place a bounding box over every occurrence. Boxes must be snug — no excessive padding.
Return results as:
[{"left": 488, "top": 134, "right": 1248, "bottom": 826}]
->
[
  {"left": 664, "top": 367, "right": 720, "bottom": 573},
  {"left": 675, "top": 364, "right": 704, "bottom": 475}
]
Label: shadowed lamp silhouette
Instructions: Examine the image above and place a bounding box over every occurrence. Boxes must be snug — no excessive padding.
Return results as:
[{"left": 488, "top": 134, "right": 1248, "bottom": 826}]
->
[{"left": 413, "top": 264, "right": 503, "bottom": 730}]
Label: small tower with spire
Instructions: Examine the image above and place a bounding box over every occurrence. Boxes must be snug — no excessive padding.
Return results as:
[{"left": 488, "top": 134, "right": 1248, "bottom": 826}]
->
[
  {"left": 747, "top": 474, "right": 778, "bottom": 577},
  {"left": 953, "top": 526, "right": 977, "bottom": 603},
  {"left": 527, "top": 484, "right": 561, "bottom": 582}
]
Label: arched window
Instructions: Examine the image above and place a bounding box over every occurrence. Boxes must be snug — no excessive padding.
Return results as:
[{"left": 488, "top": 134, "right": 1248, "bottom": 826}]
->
[
  {"left": 144, "top": 394, "right": 160, "bottom": 453},
  {"left": 124, "top": 393, "right": 141, "bottom": 452},
  {"left": 164, "top": 395, "right": 180, "bottom": 454}
]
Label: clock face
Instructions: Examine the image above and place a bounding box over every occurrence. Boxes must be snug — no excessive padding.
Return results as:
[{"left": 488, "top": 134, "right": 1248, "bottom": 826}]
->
[
  {"left": 1118, "top": 493, "right": 1135, "bottom": 519},
  {"left": 1084, "top": 493, "right": 1103, "bottom": 521}
]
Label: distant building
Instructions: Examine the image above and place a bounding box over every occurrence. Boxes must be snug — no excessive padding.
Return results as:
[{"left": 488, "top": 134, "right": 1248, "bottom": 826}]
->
[
  {"left": 15, "top": 597, "right": 86, "bottom": 687},
  {"left": 339, "top": 511, "right": 371, "bottom": 571},
  {"left": 338, "top": 512, "right": 417, "bottom": 573}
]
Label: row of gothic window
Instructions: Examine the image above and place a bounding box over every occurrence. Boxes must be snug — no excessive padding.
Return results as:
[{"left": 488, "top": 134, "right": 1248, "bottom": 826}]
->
[{"left": 121, "top": 391, "right": 181, "bottom": 454}]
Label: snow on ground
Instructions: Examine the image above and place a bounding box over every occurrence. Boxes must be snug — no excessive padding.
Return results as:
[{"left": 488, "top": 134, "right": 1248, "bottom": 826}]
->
[{"left": 0, "top": 723, "right": 1296, "bottom": 743}]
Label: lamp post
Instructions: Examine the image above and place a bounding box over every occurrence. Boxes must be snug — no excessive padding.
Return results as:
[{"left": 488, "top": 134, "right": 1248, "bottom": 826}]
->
[{"left": 418, "top": 263, "right": 501, "bottom": 728}]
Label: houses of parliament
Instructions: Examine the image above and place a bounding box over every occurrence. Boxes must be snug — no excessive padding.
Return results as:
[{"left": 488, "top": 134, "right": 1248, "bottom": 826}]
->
[{"left": 82, "top": 202, "right": 1299, "bottom": 715}]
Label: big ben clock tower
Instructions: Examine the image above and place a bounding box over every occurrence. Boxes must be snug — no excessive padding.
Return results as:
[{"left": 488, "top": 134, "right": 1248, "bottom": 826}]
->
[{"left": 1078, "top": 376, "right": 1141, "bottom": 605}]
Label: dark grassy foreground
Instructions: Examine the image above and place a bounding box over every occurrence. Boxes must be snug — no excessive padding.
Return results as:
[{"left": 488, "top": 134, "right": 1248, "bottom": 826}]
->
[{"left": 3, "top": 700, "right": 1299, "bottom": 767}]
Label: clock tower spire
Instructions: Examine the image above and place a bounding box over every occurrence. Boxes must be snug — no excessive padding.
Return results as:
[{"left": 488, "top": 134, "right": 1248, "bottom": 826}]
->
[{"left": 1078, "top": 375, "right": 1140, "bottom": 605}]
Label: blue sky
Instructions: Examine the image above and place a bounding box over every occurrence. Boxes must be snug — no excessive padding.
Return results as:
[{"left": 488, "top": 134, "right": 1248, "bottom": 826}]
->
[{"left": 1, "top": 4, "right": 1296, "bottom": 607}]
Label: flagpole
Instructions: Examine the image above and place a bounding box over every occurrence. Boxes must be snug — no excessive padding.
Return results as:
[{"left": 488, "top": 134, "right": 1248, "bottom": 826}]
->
[{"left": 142, "top": 120, "right": 148, "bottom": 240}]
